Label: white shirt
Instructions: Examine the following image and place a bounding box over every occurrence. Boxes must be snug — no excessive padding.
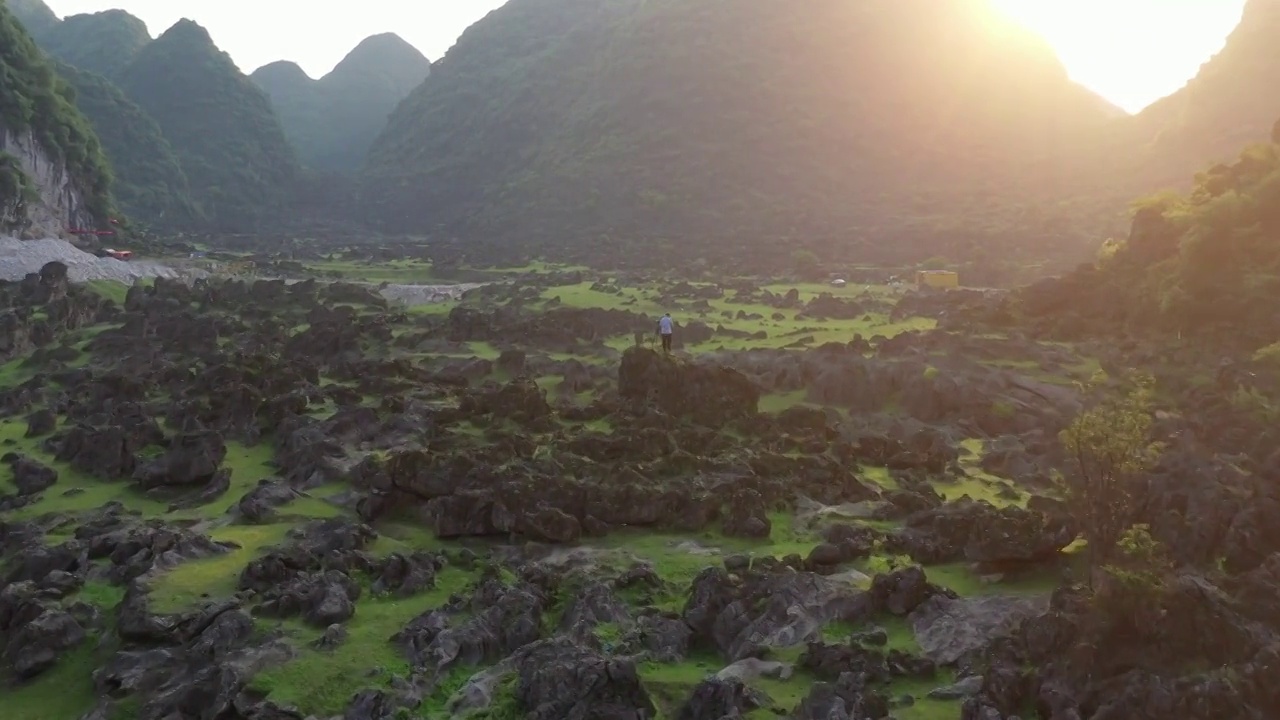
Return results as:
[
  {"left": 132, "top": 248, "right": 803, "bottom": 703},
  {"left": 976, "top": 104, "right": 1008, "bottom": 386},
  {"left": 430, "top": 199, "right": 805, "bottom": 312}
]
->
[{"left": 658, "top": 316, "right": 673, "bottom": 334}]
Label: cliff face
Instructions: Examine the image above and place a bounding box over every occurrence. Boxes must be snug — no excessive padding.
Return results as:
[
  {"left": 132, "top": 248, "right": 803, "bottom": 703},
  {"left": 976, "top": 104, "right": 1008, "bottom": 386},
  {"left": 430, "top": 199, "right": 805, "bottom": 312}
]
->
[
  {"left": 0, "top": 125, "right": 97, "bottom": 238},
  {"left": 1, "top": 1, "right": 111, "bottom": 238}
]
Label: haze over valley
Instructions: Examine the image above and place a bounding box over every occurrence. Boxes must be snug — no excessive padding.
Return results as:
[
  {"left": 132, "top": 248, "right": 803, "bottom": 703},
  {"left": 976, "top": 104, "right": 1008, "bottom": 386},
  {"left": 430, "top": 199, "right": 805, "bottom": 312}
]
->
[{"left": 3, "top": 2, "right": 1280, "bottom": 719}]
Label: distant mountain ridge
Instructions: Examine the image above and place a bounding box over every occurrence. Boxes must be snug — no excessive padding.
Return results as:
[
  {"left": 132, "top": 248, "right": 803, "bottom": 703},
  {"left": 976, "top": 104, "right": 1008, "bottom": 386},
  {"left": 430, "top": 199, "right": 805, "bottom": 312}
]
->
[
  {"left": 7, "top": 0, "right": 1280, "bottom": 277},
  {"left": 6, "top": 0, "right": 423, "bottom": 231},
  {"left": 251, "top": 33, "right": 431, "bottom": 173}
]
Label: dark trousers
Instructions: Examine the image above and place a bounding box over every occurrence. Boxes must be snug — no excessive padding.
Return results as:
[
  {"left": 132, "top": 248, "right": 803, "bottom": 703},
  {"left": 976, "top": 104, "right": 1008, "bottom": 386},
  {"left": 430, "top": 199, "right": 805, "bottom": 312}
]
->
[{"left": 661, "top": 333, "right": 672, "bottom": 352}]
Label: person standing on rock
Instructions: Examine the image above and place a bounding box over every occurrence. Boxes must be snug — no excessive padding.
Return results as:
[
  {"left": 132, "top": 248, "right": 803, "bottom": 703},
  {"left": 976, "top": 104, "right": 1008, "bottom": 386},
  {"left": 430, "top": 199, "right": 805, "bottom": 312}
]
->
[{"left": 658, "top": 313, "right": 674, "bottom": 353}]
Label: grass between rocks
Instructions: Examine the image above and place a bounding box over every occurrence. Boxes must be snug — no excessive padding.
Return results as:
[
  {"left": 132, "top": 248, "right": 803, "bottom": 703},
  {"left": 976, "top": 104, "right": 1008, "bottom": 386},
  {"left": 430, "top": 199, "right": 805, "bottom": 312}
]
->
[
  {"left": 6, "top": 642, "right": 113, "bottom": 720},
  {"left": 249, "top": 567, "right": 476, "bottom": 716},
  {"left": 0, "top": 266, "right": 1105, "bottom": 720}
]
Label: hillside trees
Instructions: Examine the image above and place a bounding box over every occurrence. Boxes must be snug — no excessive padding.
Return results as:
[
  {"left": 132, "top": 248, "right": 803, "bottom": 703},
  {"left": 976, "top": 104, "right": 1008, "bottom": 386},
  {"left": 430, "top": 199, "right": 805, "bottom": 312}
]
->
[
  {"left": 53, "top": 61, "right": 199, "bottom": 226},
  {"left": 363, "top": 0, "right": 1121, "bottom": 272},
  {"left": 117, "top": 20, "right": 298, "bottom": 231},
  {"left": 1019, "top": 119, "right": 1280, "bottom": 348}
]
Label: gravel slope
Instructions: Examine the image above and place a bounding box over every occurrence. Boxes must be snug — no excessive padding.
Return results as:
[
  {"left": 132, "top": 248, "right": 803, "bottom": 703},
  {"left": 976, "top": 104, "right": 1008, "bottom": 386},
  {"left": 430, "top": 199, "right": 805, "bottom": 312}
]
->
[{"left": 0, "top": 237, "right": 190, "bottom": 283}]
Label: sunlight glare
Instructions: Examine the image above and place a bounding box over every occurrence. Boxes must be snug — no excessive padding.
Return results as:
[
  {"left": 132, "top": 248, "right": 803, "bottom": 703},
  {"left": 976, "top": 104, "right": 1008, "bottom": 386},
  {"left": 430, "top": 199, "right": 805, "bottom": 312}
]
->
[{"left": 988, "top": 0, "right": 1247, "bottom": 113}]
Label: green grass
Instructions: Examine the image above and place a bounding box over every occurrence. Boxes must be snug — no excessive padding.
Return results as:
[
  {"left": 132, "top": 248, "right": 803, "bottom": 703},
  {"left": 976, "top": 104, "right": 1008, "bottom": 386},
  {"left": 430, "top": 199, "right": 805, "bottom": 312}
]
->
[
  {"left": 148, "top": 523, "right": 294, "bottom": 612},
  {"left": 250, "top": 567, "right": 475, "bottom": 716},
  {"left": 164, "top": 441, "right": 278, "bottom": 520},
  {"left": 4, "top": 641, "right": 107, "bottom": 720},
  {"left": 640, "top": 654, "right": 721, "bottom": 718},
  {"left": 935, "top": 439, "right": 1028, "bottom": 508},
  {"left": 83, "top": 280, "right": 131, "bottom": 305},
  {"left": 468, "top": 342, "right": 501, "bottom": 360},
  {"left": 525, "top": 279, "right": 933, "bottom": 354},
  {"left": 0, "top": 417, "right": 171, "bottom": 519},
  {"left": 759, "top": 390, "right": 812, "bottom": 413},
  {"left": 76, "top": 581, "right": 128, "bottom": 609},
  {"left": 2, "top": 576, "right": 128, "bottom": 717},
  {"left": 0, "top": 423, "right": 284, "bottom": 522},
  {"left": 590, "top": 511, "right": 824, "bottom": 609},
  {"left": 303, "top": 258, "right": 438, "bottom": 284},
  {"left": 925, "top": 561, "right": 1064, "bottom": 597}
]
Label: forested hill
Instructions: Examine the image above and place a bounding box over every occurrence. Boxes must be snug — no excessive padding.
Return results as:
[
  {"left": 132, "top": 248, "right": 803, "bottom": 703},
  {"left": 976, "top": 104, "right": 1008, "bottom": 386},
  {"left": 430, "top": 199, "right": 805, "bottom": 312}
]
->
[
  {"left": 251, "top": 33, "right": 431, "bottom": 173},
  {"left": 0, "top": 0, "right": 113, "bottom": 233},
  {"left": 27, "top": 9, "right": 150, "bottom": 80},
  {"left": 362, "top": 0, "right": 1122, "bottom": 276},
  {"left": 53, "top": 61, "right": 200, "bottom": 227},
  {"left": 1018, "top": 120, "right": 1280, "bottom": 350},
  {"left": 116, "top": 20, "right": 299, "bottom": 232}
]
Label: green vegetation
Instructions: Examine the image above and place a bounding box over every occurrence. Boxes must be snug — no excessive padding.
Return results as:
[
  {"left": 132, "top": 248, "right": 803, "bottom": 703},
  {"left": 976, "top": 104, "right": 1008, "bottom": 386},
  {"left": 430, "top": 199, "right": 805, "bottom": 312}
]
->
[
  {"left": 33, "top": 9, "right": 151, "bottom": 80},
  {"left": 1031, "top": 130, "right": 1280, "bottom": 348},
  {"left": 304, "top": 257, "right": 437, "bottom": 283},
  {"left": 116, "top": 19, "right": 297, "bottom": 231},
  {"left": 0, "top": 0, "right": 114, "bottom": 223},
  {"left": 6, "top": 642, "right": 110, "bottom": 720},
  {"left": 0, "top": 267, "right": 1119, "bottom": 720},
  {"left": 250, "top": 567, "right": 473, "bottom": 715},
  {"left": 53, "top": 61, "right": 200, "bottom": 226},
  {"left": 251, "top": 34, "right": 430, "bottom": 173},
  {"left": 1060, "top": 372, "right": 1162, "bottom": 577},
  {"left": 363, "top": 0, "right": 1121, "bottom": 277},
  {"left": 1105, "top": 525, "right": 1170, "bottom": 596},
  {"left": 520, "top": 279, "right": 935, "bottom": 352},
  {"left": 5, "top": 0, "right": 59, "bottom": 39}
]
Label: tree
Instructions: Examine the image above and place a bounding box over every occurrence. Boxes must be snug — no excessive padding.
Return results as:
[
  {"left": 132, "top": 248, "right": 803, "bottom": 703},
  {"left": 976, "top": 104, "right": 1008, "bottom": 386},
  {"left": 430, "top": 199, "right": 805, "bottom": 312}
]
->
[
  {"left": 1097, "top": 524, "right": 1172, "bottom": 636},
  {"left": 1059, "top": 372, "right": 1162, "bottom": 583},
  {"left": 791, "top": 249, "right": 819, "bottom": 275}
]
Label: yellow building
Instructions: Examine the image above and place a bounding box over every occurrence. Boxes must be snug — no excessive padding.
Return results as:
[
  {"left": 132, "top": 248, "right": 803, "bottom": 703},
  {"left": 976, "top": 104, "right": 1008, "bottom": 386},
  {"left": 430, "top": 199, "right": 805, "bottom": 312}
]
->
[{"left": 916, "top": 270, "right": 959, "bottom": 290}]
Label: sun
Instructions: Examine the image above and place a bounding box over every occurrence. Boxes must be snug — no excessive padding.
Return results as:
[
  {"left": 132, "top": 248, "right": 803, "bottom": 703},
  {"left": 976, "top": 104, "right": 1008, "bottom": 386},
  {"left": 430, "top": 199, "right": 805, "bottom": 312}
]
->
[{"left": 987, "top": 0, "right": 1247, "bottom": 113}]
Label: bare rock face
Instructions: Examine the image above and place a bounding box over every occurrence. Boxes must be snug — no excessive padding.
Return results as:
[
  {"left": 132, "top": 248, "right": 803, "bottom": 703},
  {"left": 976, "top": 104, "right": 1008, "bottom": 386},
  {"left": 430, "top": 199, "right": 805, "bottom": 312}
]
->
[
  {"left": 618, "top": 347, "right": 760, "bottom": 426},
  {"left": 0, "top": 127, "right": 96, "bottom": 240},
  {"left": 909, "top": 594, "right": 1051, "bottom": 664}
]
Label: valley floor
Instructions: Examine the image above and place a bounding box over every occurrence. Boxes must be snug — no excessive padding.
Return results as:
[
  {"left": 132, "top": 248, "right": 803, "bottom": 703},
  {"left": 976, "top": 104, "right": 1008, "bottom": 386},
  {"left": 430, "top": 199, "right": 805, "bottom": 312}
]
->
[{"left": 0, "top": 261, "right": 1101, "bottom": 720}]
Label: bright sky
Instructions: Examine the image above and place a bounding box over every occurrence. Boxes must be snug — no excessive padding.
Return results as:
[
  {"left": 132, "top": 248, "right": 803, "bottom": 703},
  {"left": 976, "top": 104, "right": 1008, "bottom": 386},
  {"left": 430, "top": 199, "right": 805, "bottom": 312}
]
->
[
  {"left": 42, "top": 0, "right": 506, "bottom": 76},
  {"left": 990, "top": 0, "right": 1248, "bottom": 112},
  {"left": 43, "top": 0, "right": 1248, "bottom": 113}
]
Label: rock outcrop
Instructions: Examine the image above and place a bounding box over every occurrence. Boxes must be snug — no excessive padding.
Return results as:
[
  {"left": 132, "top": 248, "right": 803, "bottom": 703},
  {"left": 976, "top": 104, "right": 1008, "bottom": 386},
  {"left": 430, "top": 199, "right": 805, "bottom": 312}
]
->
[{"left": 0, "top": 126, "right": 98, "bottom": 240}]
